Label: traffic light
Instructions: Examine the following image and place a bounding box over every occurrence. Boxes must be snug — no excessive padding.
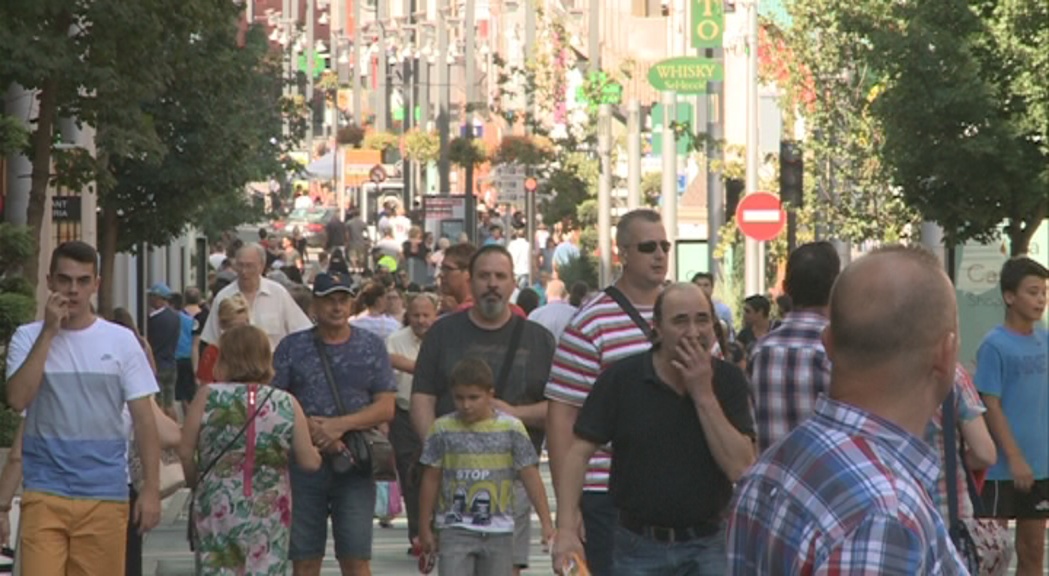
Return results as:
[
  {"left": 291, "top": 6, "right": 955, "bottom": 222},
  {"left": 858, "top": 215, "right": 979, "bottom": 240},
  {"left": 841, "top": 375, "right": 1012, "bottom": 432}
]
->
[
  {"left": 779, "top": 140, "right": 803, "bottom": 207},
  {"left": 725, "top": 178, "right": 744, "bottom": 220}
]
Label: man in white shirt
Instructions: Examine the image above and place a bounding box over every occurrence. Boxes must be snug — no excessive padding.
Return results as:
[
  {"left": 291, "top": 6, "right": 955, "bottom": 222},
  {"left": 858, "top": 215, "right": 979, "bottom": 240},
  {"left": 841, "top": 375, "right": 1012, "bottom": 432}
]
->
[
  {"left": 5, "top": 241, "right": 161, "bottom": 575},
  {"left": 507, "top": 229, "right": 532, "bottom": 288},
  {"left": 199, "top": 242, "right": 313, "bottom": 351},
  {"left": 526, "top": 279, "right": 578, "bottom": 343}
]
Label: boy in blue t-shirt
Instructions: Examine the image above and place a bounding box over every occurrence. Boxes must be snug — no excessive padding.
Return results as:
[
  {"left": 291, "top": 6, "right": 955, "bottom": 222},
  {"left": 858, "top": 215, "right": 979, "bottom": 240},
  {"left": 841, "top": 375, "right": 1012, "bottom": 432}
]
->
[
  {"left": 976, "top": 256, "right": 1048, "bottom": 574},
  {"left": 418, "top": 358, "right": 554, "bottom": 576}
]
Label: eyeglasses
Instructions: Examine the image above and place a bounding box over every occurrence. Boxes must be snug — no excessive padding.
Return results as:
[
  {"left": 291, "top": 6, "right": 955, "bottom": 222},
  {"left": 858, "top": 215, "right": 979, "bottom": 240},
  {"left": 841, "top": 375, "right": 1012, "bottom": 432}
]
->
[
  {"left": 439, "top": 265, "right": 462, "bottom": 274},
  {"left": 633, "top": 240, "right": 672, "bottom": 254}
]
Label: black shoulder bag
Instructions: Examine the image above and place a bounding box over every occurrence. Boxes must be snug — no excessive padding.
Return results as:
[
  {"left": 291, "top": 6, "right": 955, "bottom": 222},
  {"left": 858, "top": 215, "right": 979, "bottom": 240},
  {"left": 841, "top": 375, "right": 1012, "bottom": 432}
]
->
[
  {"left": 497, "top": 316, "right": 526, "bottom": 391},
  {"left": 313, "top": 332, "right": 397, "bottom": 481},
  {"left": 942, "top": 389, "right": 981, "bottom": 573},
  {"left": 188, "top": 385, "right": 276, "bottom": 551},
  {"left": 604, "top": 285, "right": 653, "bottom": 338}
]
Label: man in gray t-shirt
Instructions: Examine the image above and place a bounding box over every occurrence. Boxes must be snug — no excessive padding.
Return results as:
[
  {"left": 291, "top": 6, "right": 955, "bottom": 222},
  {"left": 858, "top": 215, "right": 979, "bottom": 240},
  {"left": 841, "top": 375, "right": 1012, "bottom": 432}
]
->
[{"left": 411, "top": 245, "right": 555, "bottom": 571}]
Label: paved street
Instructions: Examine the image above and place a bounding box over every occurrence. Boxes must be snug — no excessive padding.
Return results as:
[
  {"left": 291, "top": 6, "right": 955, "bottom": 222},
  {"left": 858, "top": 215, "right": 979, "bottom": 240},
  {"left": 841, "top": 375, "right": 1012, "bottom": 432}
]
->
[{"left": 144, "top": 464, "right": 556, "bottom": 576}]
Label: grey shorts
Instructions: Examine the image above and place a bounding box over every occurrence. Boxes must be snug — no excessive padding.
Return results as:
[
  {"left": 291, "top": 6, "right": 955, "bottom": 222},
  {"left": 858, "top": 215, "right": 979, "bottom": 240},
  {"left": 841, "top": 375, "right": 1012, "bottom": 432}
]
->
[
  {"left": 512, "top": 481, "right": 532, "bottom": 568},
  {"left": 438, "top": 528, "right": 514, "bottom": 576},
  {"left": 155, "top": 368, "right": 177, "bottom": 408},
  {"left": 289, "top": 462, "right": 376, "bottom": 560}
]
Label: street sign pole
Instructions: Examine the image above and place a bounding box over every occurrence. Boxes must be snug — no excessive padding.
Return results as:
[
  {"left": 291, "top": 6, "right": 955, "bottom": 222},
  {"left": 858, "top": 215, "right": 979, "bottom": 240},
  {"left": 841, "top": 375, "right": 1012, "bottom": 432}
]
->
[
  {"left": 525, "top": 176, "right": 538, "bottom": 287},
  {"left": 744, "top": 0, "right": 764, "bottom": 295}
]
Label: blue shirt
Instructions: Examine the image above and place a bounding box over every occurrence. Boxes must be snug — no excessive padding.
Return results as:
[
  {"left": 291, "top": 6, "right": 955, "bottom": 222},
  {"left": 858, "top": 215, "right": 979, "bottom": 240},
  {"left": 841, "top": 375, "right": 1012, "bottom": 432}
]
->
[
  {"left": 975, "top": 325, "right": 1049, "bottom": 481},
  {"left": 175, "top": 311, "right": 194, "bottom": 360},
  {"left": 727, "top": 397, "right": 966, "bottom": 575},
  {"left": 272, "top": 327, "right": 397, "bottom": 417},
  {"left": 553, "top": 242, "right": 580, "bottom": 268}
]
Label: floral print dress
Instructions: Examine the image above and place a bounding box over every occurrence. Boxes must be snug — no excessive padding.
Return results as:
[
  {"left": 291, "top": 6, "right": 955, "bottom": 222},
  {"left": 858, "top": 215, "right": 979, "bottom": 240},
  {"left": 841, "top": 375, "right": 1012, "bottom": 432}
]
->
[{"left": 193, "top": 383, "right": 296, "bottom": 575}]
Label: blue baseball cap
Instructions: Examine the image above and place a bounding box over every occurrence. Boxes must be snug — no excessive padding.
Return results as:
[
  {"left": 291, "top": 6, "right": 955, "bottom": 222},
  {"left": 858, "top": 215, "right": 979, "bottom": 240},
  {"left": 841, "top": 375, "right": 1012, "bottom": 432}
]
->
[
  {"left": 148, "top": 283, "right": 173, "bottom": 298},
  {"left": 312, "top": 272, "right": 354, "bottom": 297}
]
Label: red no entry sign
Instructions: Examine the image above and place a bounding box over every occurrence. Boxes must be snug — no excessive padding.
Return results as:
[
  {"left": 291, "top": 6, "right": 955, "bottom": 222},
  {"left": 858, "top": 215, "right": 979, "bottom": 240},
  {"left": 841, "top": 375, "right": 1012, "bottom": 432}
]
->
[{"left": 736, "top": 192, "right": 786, "bottom": 242}]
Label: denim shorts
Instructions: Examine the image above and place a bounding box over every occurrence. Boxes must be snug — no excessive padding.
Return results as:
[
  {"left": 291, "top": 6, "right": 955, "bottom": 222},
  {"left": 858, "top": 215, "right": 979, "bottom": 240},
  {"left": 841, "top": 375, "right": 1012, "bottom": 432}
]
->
[{"left": 289, "top": 462, "right": 376, "bottom": 561}]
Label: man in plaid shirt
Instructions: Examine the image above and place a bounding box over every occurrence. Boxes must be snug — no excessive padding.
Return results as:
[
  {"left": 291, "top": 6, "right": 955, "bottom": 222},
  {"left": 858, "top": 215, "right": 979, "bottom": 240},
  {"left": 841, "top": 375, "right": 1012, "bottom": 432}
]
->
[
  {"left": 727, "top": 246, "right": 969, "bottom": 574},
  {"left": 749, "top": 241, "right": 839, "bottom": 452}
]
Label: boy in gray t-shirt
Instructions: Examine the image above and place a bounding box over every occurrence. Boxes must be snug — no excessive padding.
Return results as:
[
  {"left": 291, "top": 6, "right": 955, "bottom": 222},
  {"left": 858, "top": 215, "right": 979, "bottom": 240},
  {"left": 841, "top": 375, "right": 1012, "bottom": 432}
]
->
[{"left": 418, "top": 358, "right": 554, "bottom": 576}]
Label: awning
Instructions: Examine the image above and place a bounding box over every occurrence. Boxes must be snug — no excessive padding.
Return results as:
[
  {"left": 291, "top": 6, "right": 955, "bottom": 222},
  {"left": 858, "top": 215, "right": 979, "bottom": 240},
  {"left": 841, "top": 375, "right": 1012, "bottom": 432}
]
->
[{"left": 305, "top": 151, "right": 338, "bottom": 179}]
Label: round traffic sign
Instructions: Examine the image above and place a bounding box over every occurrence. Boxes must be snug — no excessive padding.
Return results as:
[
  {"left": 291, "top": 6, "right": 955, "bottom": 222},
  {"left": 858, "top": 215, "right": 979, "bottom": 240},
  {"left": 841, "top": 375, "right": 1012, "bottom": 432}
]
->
[
  {"left": 369, "top": 164, "right": 387, "bottom": 184},
  {"left": 735, "top": 192, "right": 786, "bottom": 242},
  {"left": 524, "top": 177, "right": 538, "bottom": 192}
]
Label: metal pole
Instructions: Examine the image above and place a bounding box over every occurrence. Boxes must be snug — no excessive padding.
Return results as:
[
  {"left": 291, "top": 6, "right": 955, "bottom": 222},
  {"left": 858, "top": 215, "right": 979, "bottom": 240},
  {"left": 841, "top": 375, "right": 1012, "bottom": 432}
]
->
[
  {"left": 352, "top": 0, "right": 362, "bottom": 125},
  {"left": 598, "top": 104, "right": 613, "bottom": 288},
  {"left": 744, "top": 0, "right": 763, "bottom": 295},
  {"left": 525, "top": 0, "right": 536, "bottom": 131},
  {"left": 463, "top": 0, "right": 476, "bottom": 199},
  {"left": 627, "top": 99, "right": 641, "bottom": 210},
  {"left": 661, "top": 91, "right": 678, "bottom": 281},
  {"left": 707, "top": 78, "right": 724, "bottom": 275},
  {"left": 376, "top": 0, "right": 388, "bottom": 133},
  {"left": 588, "top": 0, "right": 600, "bottom": 73},
  {"left": 306, "top": 0, "right": 315, "bottom": 145},
  {"left": 437, "top": 0, "right": 450, "bottom": 195},
  {"left": 526, "top": 189, "right": 536, "bottom": 286}
]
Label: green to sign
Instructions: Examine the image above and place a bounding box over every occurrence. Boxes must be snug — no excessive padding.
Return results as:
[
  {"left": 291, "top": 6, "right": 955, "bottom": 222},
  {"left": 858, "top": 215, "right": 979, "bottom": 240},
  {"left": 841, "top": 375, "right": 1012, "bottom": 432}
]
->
[
  {"left": 647, "top": 57, "right": 724, "bottom": 94},
  {"left": 691, "top": 0, "right": 724, "bottom": 49}
]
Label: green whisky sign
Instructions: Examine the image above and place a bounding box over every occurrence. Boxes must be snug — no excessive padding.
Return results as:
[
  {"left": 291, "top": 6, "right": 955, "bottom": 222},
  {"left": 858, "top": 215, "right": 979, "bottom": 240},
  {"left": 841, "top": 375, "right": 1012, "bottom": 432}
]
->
[{"left": 647, "top": 57, "right": 724, "bottom": 94}]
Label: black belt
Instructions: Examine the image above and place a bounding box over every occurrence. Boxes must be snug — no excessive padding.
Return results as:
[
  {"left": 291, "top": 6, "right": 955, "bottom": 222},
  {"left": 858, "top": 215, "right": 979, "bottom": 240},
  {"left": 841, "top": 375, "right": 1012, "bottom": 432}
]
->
[{"left": 619, "top": 512, "right": 720, "bottom": 543}]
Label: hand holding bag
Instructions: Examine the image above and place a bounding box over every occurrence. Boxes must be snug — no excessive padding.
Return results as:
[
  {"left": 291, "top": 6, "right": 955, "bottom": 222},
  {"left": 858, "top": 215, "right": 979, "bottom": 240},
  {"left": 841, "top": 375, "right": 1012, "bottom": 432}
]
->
[{"left": 313, "top": 331, "right": 397, "bottom": 481}]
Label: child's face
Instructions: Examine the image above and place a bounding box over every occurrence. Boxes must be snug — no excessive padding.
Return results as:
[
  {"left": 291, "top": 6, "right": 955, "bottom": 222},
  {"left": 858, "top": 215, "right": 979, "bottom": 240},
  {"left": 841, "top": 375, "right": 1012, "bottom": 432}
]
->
[
  {"left": 1006, "top": 275, "right": 1047, "bottom": 323},
  {"left": 453, "top": 384, "right": 495, "bottom": 424}
]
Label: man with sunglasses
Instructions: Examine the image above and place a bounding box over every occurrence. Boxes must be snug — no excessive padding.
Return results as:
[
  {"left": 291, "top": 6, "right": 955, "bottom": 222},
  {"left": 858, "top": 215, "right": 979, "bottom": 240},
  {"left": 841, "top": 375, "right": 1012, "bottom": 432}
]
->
[{"left": 546, "top": 208, "right": 669, "bottom": 576}]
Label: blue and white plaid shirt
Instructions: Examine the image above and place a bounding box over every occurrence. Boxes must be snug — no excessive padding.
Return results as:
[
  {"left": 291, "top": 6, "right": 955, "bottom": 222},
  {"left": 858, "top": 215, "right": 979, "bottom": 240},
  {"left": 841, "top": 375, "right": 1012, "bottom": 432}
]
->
[
  {"left": 727, "top": 396, "right": 969, "bottom": 575},
  {"left": 748, "top": 310, "right": 832, "bottom": 452}
]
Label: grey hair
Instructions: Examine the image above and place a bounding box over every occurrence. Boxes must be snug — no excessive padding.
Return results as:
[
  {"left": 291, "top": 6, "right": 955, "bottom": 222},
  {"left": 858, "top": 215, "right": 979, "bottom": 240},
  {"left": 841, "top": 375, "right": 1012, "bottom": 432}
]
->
[
  {"left": 239, "top": 242, "right": 268, "bottom": 265},
  {"left": 408, "top": 291, "right": 441, "bottom": 310},
  {"left": 615, "top": 209, "right": 662, "bottom": 250}
]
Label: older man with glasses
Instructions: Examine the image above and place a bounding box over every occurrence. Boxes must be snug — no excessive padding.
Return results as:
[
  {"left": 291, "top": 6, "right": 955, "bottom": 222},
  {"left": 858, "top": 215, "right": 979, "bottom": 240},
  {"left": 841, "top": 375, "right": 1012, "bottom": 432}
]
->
[{"left": 199, "top": 242, "right": 313, "bottom": 351}]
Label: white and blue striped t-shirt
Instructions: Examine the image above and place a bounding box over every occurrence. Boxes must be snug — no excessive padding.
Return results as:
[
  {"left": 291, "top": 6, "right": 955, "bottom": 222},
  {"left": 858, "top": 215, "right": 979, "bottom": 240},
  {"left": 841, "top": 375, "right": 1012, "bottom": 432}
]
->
[{"left": 6, "top": 319, "right": 159, "bottom": 501}]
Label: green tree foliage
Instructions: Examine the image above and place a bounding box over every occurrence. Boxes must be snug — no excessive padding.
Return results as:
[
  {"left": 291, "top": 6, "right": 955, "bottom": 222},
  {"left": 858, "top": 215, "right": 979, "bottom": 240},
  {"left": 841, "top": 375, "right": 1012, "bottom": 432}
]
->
[
  {"left": 787, "top": 0, "right": 1048, "bottom": 254},
  {"left": 363, "top": 131, "right": 399, "bottom": 152},
  {"left": 781, "top": 8, "right": 918, "bottom": 244},
  {"left": 0, "top": 224, "right": 34, "bottom": 446},
  {"left": 491, "top": 135, "right": 556, "bottom": 167},
  {"left": 556, "top": 254, "right": 599, "bottom": 293},
  {"left": 403, "top": 130, "right": 440, "bottom": 164},
  {"left": 447, "top": 137, "right": 488, "bottom": 169}
]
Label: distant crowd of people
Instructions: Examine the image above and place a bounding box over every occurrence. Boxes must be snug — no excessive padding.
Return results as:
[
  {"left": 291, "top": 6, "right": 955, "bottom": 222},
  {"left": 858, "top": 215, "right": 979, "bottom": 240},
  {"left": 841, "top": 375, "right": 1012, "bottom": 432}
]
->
[{"left": 2, "top": 204, "right": 1046, "bottom": 576}]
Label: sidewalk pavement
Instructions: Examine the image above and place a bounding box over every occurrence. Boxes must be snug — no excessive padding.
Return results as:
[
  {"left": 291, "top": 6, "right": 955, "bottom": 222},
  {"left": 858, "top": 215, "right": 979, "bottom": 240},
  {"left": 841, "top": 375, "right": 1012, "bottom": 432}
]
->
[{"left": 145, "top": 483, "right": 555, "bottom": 575}]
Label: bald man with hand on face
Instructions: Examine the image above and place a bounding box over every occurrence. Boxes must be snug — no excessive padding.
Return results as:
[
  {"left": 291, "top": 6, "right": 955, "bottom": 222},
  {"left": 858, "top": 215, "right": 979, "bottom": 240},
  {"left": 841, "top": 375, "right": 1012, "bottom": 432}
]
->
[{"left": 727, "top": 245, "right": 969, "bottom": 575}]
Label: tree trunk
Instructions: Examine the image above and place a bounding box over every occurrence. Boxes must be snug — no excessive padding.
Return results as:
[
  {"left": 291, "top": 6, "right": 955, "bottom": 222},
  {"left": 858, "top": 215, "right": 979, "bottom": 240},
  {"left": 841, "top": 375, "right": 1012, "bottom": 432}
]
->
[
  {"left": 97, "top": 202, "right": 119, "bottom": 319},
  {"left": 1008, "top": 203, "right": 1048, "bottom": 256},
  {"left": 23, "top": 76, "right": 58, "bottom": 291}
]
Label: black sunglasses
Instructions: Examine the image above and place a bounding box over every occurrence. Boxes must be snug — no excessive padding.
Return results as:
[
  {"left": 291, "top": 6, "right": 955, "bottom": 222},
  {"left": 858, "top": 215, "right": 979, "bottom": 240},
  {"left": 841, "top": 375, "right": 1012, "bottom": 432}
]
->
[{"left": 635, "top": 240, "right": 672, "bottom": 254}]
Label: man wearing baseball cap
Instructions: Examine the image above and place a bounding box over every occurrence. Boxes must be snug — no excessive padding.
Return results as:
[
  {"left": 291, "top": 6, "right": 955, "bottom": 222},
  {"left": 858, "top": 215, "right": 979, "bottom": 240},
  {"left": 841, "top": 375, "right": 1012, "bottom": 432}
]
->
[
  {"left": 272, "top": 272, "right": 397, "bottom": 576},
  {"left": 146, "top": 283, "right": 181, "bottom": 419}
]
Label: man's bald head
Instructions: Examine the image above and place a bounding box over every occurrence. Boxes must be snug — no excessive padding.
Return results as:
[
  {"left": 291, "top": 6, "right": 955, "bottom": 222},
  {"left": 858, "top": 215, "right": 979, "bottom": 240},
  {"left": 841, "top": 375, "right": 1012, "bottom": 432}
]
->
[
  {"left": 828, "top": 245, "right": 957, "bottom": 371},
  {"left": 546, "top": 279, "right": 567, "bottom": 301}
]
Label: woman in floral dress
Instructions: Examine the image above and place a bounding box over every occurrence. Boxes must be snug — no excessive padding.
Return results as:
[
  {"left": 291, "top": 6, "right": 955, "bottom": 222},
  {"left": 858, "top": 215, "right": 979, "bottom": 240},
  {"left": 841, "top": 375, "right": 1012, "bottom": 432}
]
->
[{"left": 180, "top": 325, "right": 321, "bottom": 575}]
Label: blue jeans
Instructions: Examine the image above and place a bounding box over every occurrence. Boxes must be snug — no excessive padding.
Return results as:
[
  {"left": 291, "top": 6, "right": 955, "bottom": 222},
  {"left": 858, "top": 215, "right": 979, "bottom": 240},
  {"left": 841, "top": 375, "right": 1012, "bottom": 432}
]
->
[
  {"left": 289, "top": 462, "right": 376, "bottom": 560},
  {"left": 580, "top": 492, "right": 617, "bottom": 576},
  {"left": 611, "top": 524, "right": 726, "bottom": 576}
]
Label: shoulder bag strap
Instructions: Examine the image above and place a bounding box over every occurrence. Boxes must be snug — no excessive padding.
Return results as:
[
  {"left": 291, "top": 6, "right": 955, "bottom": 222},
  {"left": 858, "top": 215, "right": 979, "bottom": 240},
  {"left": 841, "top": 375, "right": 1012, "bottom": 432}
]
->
[
  {"left": 196, "top": 385, "right": 276, "bottom": 485},
  {"left": 942, "top": 389, "right": 961, "bottom": 530},
  {"left": 313, "top": 328, "right": 348, "bottom": 416},
  {"left": 496, "top": 317, "right": 526, "bottom": 392},
  {"left": 604, "top": 286, "right": 652, "bottom": 339}
]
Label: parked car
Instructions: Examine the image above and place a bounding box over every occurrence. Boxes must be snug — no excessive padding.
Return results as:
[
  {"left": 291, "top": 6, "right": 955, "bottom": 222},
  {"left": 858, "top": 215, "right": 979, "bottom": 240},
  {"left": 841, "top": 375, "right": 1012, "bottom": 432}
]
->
[{"left": 280, "top": 206, "right": 337, "bottom": 248}]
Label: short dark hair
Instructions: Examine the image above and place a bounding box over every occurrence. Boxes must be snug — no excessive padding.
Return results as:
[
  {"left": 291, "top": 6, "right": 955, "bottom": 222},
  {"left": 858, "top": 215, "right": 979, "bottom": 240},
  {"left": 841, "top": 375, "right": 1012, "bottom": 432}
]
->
[
  {"left": 450, "top": 357, "right": 494, "bottom": 391},
  {"left": 50, "top": 241, "right": 98, "bottom": 275},
  {"left": 1000, "top": 257, "right": 1048, "bottom": 299},
  {"left": 691, "top": 272, "right": 714, "bottom": 285},
  {"left": 569, "top": 281, "right": 589, "bottom": 307},
  {"left": 615, "top": 209, "right": 662, "bottom": 250},
  {"left": 444, "top": 242, "right": 477, "bottom": 271},
  {"left": 468, "top": 244, "right": 513, "bottom": 276},
  {"left": 168, "top": 292, "right": 184, "bottom": 310},
  {"left": 184, "top": 286, "right": 202, "bottom": 305},
  {"left": 744, "top": 295, "right": 771, "bottom": 317},
  {"left": 784, "top": 242, "right": 840, "bottom": 308},
  {"left": 516, "top": 288, "right": 540, "bottom": 315}
]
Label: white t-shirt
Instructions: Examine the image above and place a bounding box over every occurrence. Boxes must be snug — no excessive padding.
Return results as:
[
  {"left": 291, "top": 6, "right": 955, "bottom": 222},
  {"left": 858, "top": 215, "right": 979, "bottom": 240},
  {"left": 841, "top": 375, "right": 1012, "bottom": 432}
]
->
[
  {"left": 391, "top": 215, "right": 413, "bottom": 244},
  {"left": 6, "top": 319, "right": 158, "bottom": 501},
  {"left": 507, "top": 238, "right": 532, "bottom": 277},
  {"left": 200, "top": 277, "right": 314, "bottom": 350},
  {"left": 385, "top": 326, "right": 422, "bottom": 410},
  {"left": 293, "top": 195, "right": 313, "bottom": 210}
]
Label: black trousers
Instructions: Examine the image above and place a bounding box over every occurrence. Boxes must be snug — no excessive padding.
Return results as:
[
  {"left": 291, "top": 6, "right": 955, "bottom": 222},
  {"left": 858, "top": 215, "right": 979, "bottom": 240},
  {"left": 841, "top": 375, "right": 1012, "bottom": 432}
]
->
[
  {"left": 126, "top": 485, "right": 142, "bottom": 576},
  {"left": 389, "top": 406, "right": 422, "bottom": 543}
]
